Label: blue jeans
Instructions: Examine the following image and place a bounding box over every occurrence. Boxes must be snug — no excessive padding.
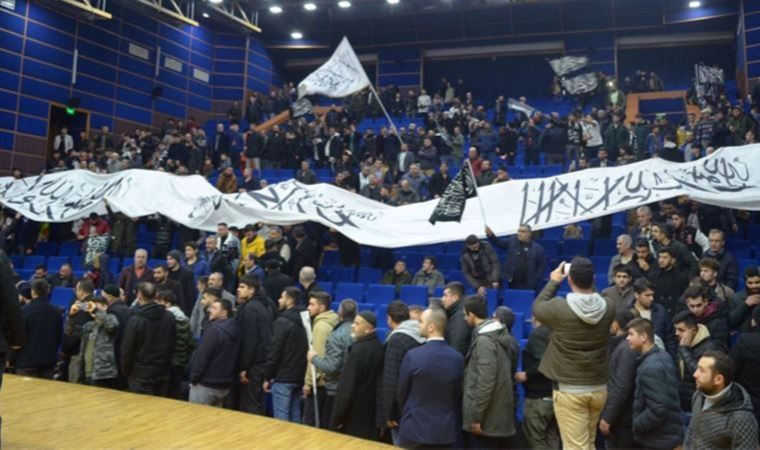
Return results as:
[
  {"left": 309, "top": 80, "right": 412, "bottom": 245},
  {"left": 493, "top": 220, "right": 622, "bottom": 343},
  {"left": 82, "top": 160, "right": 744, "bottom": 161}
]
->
[{"left": 272, "top": 382, "right": 301, "bottom": 423}]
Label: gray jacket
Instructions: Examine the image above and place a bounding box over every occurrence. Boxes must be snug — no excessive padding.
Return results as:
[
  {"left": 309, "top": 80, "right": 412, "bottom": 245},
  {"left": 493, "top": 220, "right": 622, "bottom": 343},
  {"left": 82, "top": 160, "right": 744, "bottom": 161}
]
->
[
  {"left": 411, "top": 269, "right": 446, "bottom": 295},
  {"left": 462, "top": 319, "right": 518, "bottom": 438},
  {"left": 78, "top": 310, "right": 119, "bottom": 381},
  {"left": 311, "top": 319, "right": 354, "bottom": 395},
  {"left": 685, "top": 382, "right": 759, "bottom": 450},
  {"left": 459, "top": 243, "right": 501, "bottom": 290}
]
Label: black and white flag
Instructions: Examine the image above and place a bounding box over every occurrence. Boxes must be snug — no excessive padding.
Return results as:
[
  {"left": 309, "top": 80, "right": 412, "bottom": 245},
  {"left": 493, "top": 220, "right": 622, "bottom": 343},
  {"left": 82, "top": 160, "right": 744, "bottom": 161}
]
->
[
  {"left": 548, "top": 55, "right": 589, "bottom": 76},
  {"left": 694, "top": 64, "right": 724, "bottom": 106},
  {"left": 561, "top": 72, "right": 599, "bottom": 95},
  {"left": 428, "top": 162, "right": 478, "bottom": 225},
  {"left": 507, "top": 98, "right": 538, "bottom": 117},
  {"left": 290, "top": 97, "right": 313, "bottom": 118},
  {"left": 297, "top": 37, "right": 371, "bottom": 99}
]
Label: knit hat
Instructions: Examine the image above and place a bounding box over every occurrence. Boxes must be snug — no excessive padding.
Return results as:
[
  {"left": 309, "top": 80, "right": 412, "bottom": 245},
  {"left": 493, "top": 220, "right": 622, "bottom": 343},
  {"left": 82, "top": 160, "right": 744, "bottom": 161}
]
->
[
  {"left": 358, "top": 310, "right": 377, "bottom": 328},
  {"left": 167, "top": 250, "right": 183, "bottom": 263},
  {"left": 102, "top": 284, "right": 120, "bottom": 298},
  {"left": 465, "top": 234, "right": 479, "bottom": 245}
]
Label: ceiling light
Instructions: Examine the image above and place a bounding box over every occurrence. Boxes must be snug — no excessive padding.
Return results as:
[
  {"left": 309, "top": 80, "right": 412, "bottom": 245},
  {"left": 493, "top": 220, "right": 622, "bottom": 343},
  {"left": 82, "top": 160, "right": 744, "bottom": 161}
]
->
[
  {"left": 202, "top": 12, "right": 209, "bottom": 17},
  {"left": 387, "top": 0, "right": 399, "bottom": 4},
  {"left": 338, "top": 1, "right": 351, "bottom": 7},
  {"left": 304, "top": 2, "right": 317, "bottom": 10},
  {"left": 208, "top": 0, "right": 223, "bottom": 4},
  {"left": 269, "top": 5, "right": 283, "bottom": 13},
  {"left": 291, "top": 31, "right": 303, "bottom": 39},
  {"left": 688, "top": 0, "right": 700, "bottom": 7}
]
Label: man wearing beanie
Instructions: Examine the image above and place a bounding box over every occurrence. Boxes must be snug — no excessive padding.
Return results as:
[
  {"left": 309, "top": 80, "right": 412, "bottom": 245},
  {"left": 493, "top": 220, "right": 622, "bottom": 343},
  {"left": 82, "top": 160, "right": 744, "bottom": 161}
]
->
[
  {"left": 532, "top": 257, "right": 615, "bottom": 450},
  {"left": 166, "top": 250, "right": 197, "bottom": 317},
  {"left": 103, "top": 284, "right": 131, "bottom": 389},
  {"left": 331, "top": 310, "right": 383, "bottom": 439}
]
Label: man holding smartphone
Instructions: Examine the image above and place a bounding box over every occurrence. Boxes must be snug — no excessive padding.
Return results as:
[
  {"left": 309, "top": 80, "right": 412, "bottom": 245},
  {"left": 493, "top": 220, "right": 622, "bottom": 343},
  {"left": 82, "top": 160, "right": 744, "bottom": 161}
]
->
[{"left": 532, "top": 257, "right": 615, "bottom": 450}]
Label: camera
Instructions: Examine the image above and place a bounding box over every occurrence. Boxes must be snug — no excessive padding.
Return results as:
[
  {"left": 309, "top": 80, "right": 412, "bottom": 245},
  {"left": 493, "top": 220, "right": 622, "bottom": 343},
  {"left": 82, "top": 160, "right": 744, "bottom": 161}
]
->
[{"left": 563, "top": 263, "right": 572, "bottom": 276}]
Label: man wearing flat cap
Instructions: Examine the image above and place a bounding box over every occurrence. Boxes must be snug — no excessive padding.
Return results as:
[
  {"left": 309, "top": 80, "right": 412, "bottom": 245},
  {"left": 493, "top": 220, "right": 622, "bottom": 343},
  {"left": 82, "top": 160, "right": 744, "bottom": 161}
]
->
[{"left": 330, "top": 310, "right": 384, "bottom": 440}]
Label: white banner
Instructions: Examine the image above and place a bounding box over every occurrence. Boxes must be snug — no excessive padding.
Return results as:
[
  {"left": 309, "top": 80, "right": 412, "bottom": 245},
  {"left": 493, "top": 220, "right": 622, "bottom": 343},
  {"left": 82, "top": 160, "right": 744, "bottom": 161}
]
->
[
  {"left": 561, "top": 72, "right": 599, "bottom": 95},
  {"left": 507, "top": 98, "right": 538, "bottom": 117},
  {"left": 0, "top": 146, "right": 758, "bottom": 248},
  {"left": 548, "top": 55, "right": 589, "bottom": 76},
  {"left": 297, "top": 37, "right": 371, "bottom": 99}
]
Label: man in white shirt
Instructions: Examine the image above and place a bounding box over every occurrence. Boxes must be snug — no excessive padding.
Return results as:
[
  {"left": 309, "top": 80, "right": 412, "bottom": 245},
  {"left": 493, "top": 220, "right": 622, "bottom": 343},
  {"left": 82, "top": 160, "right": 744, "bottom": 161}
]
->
[{"left": 53, "top": 127, "right": 74, "bottom": 154}]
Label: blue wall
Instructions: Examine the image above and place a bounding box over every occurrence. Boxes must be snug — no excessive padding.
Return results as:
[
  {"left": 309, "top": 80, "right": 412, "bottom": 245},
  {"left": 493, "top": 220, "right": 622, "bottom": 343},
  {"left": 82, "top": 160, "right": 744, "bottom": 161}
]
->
[
  {"left": 743, "top": 0, "right": 760, "bottom": 89},
  {"left": 0, "top": 0, "right": 278, "bottom": 172}
]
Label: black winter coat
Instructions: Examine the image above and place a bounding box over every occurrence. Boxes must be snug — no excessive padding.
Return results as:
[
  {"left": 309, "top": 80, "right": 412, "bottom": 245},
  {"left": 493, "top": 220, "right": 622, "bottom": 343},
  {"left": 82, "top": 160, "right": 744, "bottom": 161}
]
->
[
  {"left": 121, "top": 302, "right": 176, "bottom": 380},
  {"left": 445, "top": 300, "right": 472, "bottom": 356},
  {"left": 0, "top": 249, "right": 24, "bottom": 354},
  {"left": 377, "top": 330, "right": 423, "bottom": 427},
  {"left": 237, "top": 297, "right": 273, "bottom": 373},
  {"left": 602, "top": 335, "right": 638, "bottom": 430},
  {"left": 189, "top": 318, "right": 240, "bottom": 389},
  {"left": 633, "top": 346, "right": 684, "bottom": 449},
  {"left": 730, "top": 329, "right": 760, "bottom": 427},
  {"left": 168, "top": 267, "right": 197, "bottom": 317},
  {"left": 331, "top": 331, "right": 384, "bottom": 439},
  {"left": 16, "top": 298, "right": 62, "bottom": 369},
  {"left": 649, "top": 267, "right": 689, "bottom": 316},
  {"left": 107, "top": 300, "right": 131, "bottom": 375},
  {"left": 521, "top": 324, "right": 553, "bottom": 398},
  {"left": 264, "top": 272, "right": 295, "bottom": 302},
  {"left": 261, "top": 307, "right": 308, "bottom": 383}
]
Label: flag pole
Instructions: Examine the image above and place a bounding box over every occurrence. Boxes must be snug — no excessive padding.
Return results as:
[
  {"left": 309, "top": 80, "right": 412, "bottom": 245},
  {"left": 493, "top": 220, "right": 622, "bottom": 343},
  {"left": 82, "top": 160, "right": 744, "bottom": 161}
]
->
[
  {"left": 367, "top": 84, "right": 404, "bottom": 145},
  {"left": 465, "top": 159, "right": 488, "bottom": 228}
]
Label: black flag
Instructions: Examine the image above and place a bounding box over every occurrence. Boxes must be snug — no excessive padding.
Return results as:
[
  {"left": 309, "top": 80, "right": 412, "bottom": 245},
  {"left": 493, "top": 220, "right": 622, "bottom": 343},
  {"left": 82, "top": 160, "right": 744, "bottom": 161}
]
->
[{"left": 428, "top": 162, "right": 478, "bottom": 225}]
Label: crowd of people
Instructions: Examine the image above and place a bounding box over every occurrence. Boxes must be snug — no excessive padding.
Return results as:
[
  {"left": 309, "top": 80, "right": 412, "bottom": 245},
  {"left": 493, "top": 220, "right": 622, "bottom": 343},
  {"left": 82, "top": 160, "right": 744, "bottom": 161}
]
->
[{"left": 3, "top": 71, "right": 760, "bottom": 449}]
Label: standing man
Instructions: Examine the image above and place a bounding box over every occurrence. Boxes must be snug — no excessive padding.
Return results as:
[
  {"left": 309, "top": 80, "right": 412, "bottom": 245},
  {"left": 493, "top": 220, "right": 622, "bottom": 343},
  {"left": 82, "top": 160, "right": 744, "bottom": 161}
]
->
[
  {"left": 649, "top": 248, "right": 690, "bottom": 317},
  {"left": 686, "top": 351, "right": 759, "bottom": 449},
  {"left": 330, "top": 311, "right": 384, "bottom": 439},
  {"left": 651, "top": 223, "right": 699, "bottom": 277},
  {"left": 631, "top": 278, "right": 678, "bottom": 357},
  {"left": 683, "top": 284, "right": 729, "bottom": 351},
  {"left": 121, "top": 282, "right": 177, "bottom": 396},
  {"left": 261, "top": 287, "right": 308, "bottom": 423},
  {"left": 151, "top": 265, "right": 184, "bottom": 313},
  {"left": 462, "top": 295, "right": 518, "bottom": 448},
  {"left": 309, "top": 299, "right": 357, "bottom": 428},
  {"left": 118, "top": 249, "right": 153, "bottom": 305},
  {"left": 155, "top": 290, "right": 195, "bottom": 399},
  {"left": 303, "top": 291, "right": 339, "bottom": 426},
  {"left": 377, "top": 301, "right": 426, "bottom": 444},
  {"left": 189, "top": 298, "right": 240, "bottom": 407},
  {"left": 729, "top": 266, "right": 760, "bottom": 332},
  {"left": 486, "top": 224, "right": 546, "bottom": 291},
  {"left": 626, "top": 318, "right": 684, "bottom": 449},
  {"left": 532, "top": 258, "right": 615, "bottom": 450},
  {"left": 703, "top": 229, "right": 739, "bottom": 290},
  {"left": 459, "top": 235, "right": 501, "bottom": 295},
  {"left": 730, "top": 307, "right": 760, "bottom": 428},
  {"left": 672, "top": 311, "right": 719, "bottom": 411},
  {"left": 602, "top": 265, "right": 635, "bottom": 313},
  {"left": 441, "top": 282, "right": 471, "bottom": 355},
  {"left": 0, "top": 248, "right": 24, "bottom": 437},
  {"left": 607, "top": 235, "right": 637, "bottom": 283},
  {"left": 15, "top": 279, "right": 61, "bottom": 379},
  {"left": 166, "top": 250, "right": 197, "bottom": 316},
  {"left": 236, "top": 273, "right": 274, "bottom": 415},
  {"left": 397, "top": 307, "right": 464, "bottom": 448},
  {"left": 700, "top": 257, "right": 735, "bottom": 304},
  {"left": 62, "top": 279, "right": 95, "bottom": 382}
]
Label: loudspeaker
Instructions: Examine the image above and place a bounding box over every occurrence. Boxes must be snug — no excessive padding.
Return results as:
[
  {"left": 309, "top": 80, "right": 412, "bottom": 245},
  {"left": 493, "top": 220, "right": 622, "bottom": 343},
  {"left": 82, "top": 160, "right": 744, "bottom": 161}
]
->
[{"left": 152, "top": 86, "right": 163, "bottom": 98}]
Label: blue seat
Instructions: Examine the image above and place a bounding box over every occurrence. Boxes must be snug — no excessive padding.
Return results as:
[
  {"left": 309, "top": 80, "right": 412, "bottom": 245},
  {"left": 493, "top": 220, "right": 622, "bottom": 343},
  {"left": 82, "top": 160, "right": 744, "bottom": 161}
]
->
[
  {"left": 446, "top": 241, "right": 465, "bottom": 255},
  {"left": 446, "top": 270, "right": 467, "bottom": 285},
  {"left": 503, "top": 289, "right": 535, "bottom": 317},
  {"left": 593, "top": 239, "right": 617, "bottom": 256},
  {"left": 108, "top": 258, "right": 122, "bottom": 275},
  {"left": 562, "top": 240, "right": 590, "bottom": 257},
  {"left": 730, "top": 248, "right": 752, "bottom": 260},
  {"left": 357, "top": 303, "right": 376, "bottom": 314},
  {"left": 148, "top": 259, "right": 165, "bottom": 269},
  {"left": 398, "top": 285, "right": 429, "bottom": 306},
  {"left": 590, "top": 256, "right": 610, "bottom": 271},
  {"left": 398, "top": 252, "right": 425, "bottom": 271},
  {"left": 595, "top": 274, "right": 609, "bottom": 290},
  {"left": 47, "top": 256, "right": 70, "bottom": 270},
  {"left": 16, "top": 269, "right": 33, "bottom": 281},
  {"left": 541, "top": 227, "right": 564, "bottom": 240},
  {"left": 512, "top": 312, "right": 525, "bottom": 342},
  {"left": 417, "top": 243, "right": 446, "bottom": 254},
  {"left": 70, "top": 258, "right": 86, "bottom": 272},
  {"left": 51, "top": 287, "right": 74, "bottom": 309},
  {"left": 335, "top": 282, "right": 364, "bottom": 302},
  {"left": 35, "top": 241, "right": 57, "bottom": 256},
  {"left": 22, "top": 255, "right": 46, "bottom": 270},
  {"left": 365, "top": 284, "right": 396, "bottom": 305},
  {"left": 357, "top": 267, "right": 382, "bottom": 284},
  {"left": 435, "top": 253, "right": 460, "bottom": 271},
  {"left": 484, "top": 288, "right": 498, "bottom": 314},
  {"left": 330, "top": 266, "right": 356, "bottom": 283},
  {"left": 58, "top": 242, "right": 81, "bottom": 257},
  {"left": 536, "top": 239, "right": 559, "bottom": 256},
  {"left": 322, "top": 251, "right": 340, "bottom": 266}
]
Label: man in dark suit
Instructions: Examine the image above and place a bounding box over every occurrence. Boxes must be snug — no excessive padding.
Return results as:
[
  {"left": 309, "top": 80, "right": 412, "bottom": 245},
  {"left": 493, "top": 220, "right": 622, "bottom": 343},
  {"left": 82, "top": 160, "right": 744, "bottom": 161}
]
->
[
  {"left": 589, "top": 147, "right": 612, "bottom": 168},
  {"left": 485, "top": 224, "right": 546, "bottom": 291},
  {"left": 295, "top": 160, "right": 317, "bottom": 185},
  {"left": 397, "top": 307, "right": 464, "bottom": 448}
]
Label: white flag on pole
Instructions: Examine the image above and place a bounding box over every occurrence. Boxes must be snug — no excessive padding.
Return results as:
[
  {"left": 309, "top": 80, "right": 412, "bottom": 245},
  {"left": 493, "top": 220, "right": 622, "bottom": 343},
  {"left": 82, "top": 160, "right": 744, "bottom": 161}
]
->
[
  {"left": 548, "top": 55, "right": 589, "bottom": 76},
  {"left": 297, "top": 37, "right": 371, "bottom": 99}
]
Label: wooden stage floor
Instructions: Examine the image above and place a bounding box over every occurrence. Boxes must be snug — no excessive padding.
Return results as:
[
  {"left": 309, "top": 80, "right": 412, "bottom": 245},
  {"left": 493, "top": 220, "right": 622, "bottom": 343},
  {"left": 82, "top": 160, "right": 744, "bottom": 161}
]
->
[{"left": 0, "top": 375, "right": 391, "bottom": 449}]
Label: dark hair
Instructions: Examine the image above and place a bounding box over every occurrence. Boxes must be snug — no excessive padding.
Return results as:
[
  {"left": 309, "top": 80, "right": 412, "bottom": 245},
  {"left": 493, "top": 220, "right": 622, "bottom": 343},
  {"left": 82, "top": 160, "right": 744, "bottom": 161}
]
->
[
  {"left": 444, "top": 282, "right": 465, "bottom": 299},
  {"left": 202, "top": 287, "right": 222, "bottom": 300},
  {"left": 218, "top": 222, "right": 228, "bottom": 228},
  {"left": 633, "top": 277, "right": 654, "bottom": 294},
  {"left": 339, "top": 299, "right": 357, "bottom": 319},
  {"left": 683, "top": 284, "right": 707, "bottom": 301},
  {"left": 198, "top": 275, "right": 209, "bottom": 286},
  {"left": 184, "top": 241, "right": 198, "bottom": 251},
  {"left": 282, "top": 286, "right": 301, "bottom": 304},
  {"left": 568, "top": 257, "right": 594, "bottom": 290},
  {"left": 613, "top": 308, "right": 639, "bottom": 329},
  {"left": 463, "top": 295, "right": 488, "bottom": 319},
  {"left": 635, "top": 238, "right": 650, "bottom": 249},
  {"left": 701, "top": 350, "right": 734, "bottom": 385},
  {"left": 652, "top": 222, "right": 673, "bottom": 239},
  {"left": 493, "top": 306, "right": 515, "bottom": 332},
  {"left": 672, "top": 310, "right": 698, "bottom": 328},
  {"left": 35, "top": 264, "right": 47, "bottom": 271},
  {"left": 156, "top": 289, "right": 177, "bottom": 305},
  {"left": 215, "top": 298, "right": 234, "bottom": 316},
  {"left": 673, "top": 208, "right": 689, "bottom": 219},
  {"left": 612, "top": 264, "right": 632, "bottom": 277},
  {"left": 699, "top": 257, "right": 720, "bottom": 272},
  {"left": 424, "top": 255, "right": 437, "bottom": 267},
  {"left": 92, "top": 296, "right": 109, "bottom": 306},
  {"left": 137, "top": 282, "right": 156, "bottom": 300},
  {"left": 627, "top": 318, "right": 655, "bottom": 342},
  {"left": 387, "top": 300, "right": 410, "bottom": 324},
  {"left": 239, "top": 273, "right": 260, "bottom": 289},
  {"left": 154, "top": 263, "right": 168, "bottom": 272},
  {"left": 744, "top": 266, "right": 760, "bottom": 280},
  {"left": 309, "top": 291, "right": 331, "bottom": 310},
  {"left": 31, "top": 278, "right": 50, "bottom": 298},
  {"left": 657, "top": 247, "right": 676, "bottom": 258},
  {"left": 77, "top": 278, "right": 95, "bottom": 295}
]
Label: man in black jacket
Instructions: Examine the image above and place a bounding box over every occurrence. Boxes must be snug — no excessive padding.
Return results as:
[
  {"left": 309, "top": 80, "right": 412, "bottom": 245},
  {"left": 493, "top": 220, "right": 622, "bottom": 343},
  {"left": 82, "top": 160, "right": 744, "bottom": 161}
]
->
[
  {"left": 236, "top": 274, "right": 274, "bottom": 415},
  {"left": 121, "top": 282, "right": 177, "bottom": 396},
  {"left": 151, "top": 265, "right": 184, "bottom": 316},
  {"left": 166, "top": 250, "right": 197, "bottom": 316},
  {"left": 261, "top": 287, "right": 308, "bottom": 423},
  {"left": 684, "top": 284, "right": 729, "bottom": 351},
  {"left": 263, "top": 260, "right": 294, "bottom": 301},
  {"left": 627, "top": 318, "right": 684, "bottom": 449},
  {"left": 649, "top": 247, "right": 690, "bottom": 317},
  {"left": 291, "top": 226, "right": 319, "bottom": 280},
  {"left": 189, "top": 298, "right": 240, "bottom": 407},
  {"left": 15, "top": 279, "right": 61, "bottom": 379},
  {"left": 703, "top": 229, "right": 739, "bottom": 290},
  {"left": 650, "top": 222, "right": 699, "bottom": 278},
  {"left": 730, "top": 306, "right": 760, "bottom": 428},
  {"left": 600, "top": 309, "right": 640, "bottom": 449},
  {"left": 377, "top": 301, "right": 425, "bottom": 444},
  {"left": 514, "top": 317, "right": 559, "bottom": 450},
  {"left": 673, "top": 311, "right": 719, "bottom": 411},
  {"left": 331, "top": 310, "right": 384, "bottom": 439},
  {"left": 103, "top": 284, "right": 130, "bottom": 389},
  {"left": 0, "top": 249, "right": 24, "bottom": 436},
  {"left": 441, "top": 282, "right": 471, "bottom": 355}
]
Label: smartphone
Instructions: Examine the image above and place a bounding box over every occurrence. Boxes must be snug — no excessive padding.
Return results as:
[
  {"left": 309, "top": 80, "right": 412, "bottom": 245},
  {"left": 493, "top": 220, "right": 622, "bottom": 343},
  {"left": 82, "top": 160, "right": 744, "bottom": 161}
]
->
[{"left": 563, "top": 263, "right": 572, "bottom": 275}]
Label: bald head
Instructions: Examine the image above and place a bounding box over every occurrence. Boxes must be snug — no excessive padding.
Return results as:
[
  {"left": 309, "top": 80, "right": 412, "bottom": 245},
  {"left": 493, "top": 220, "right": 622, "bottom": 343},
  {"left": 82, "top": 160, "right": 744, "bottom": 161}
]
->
[{"left": 420, "top": 307, "right": 447, "bottom": 339}]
